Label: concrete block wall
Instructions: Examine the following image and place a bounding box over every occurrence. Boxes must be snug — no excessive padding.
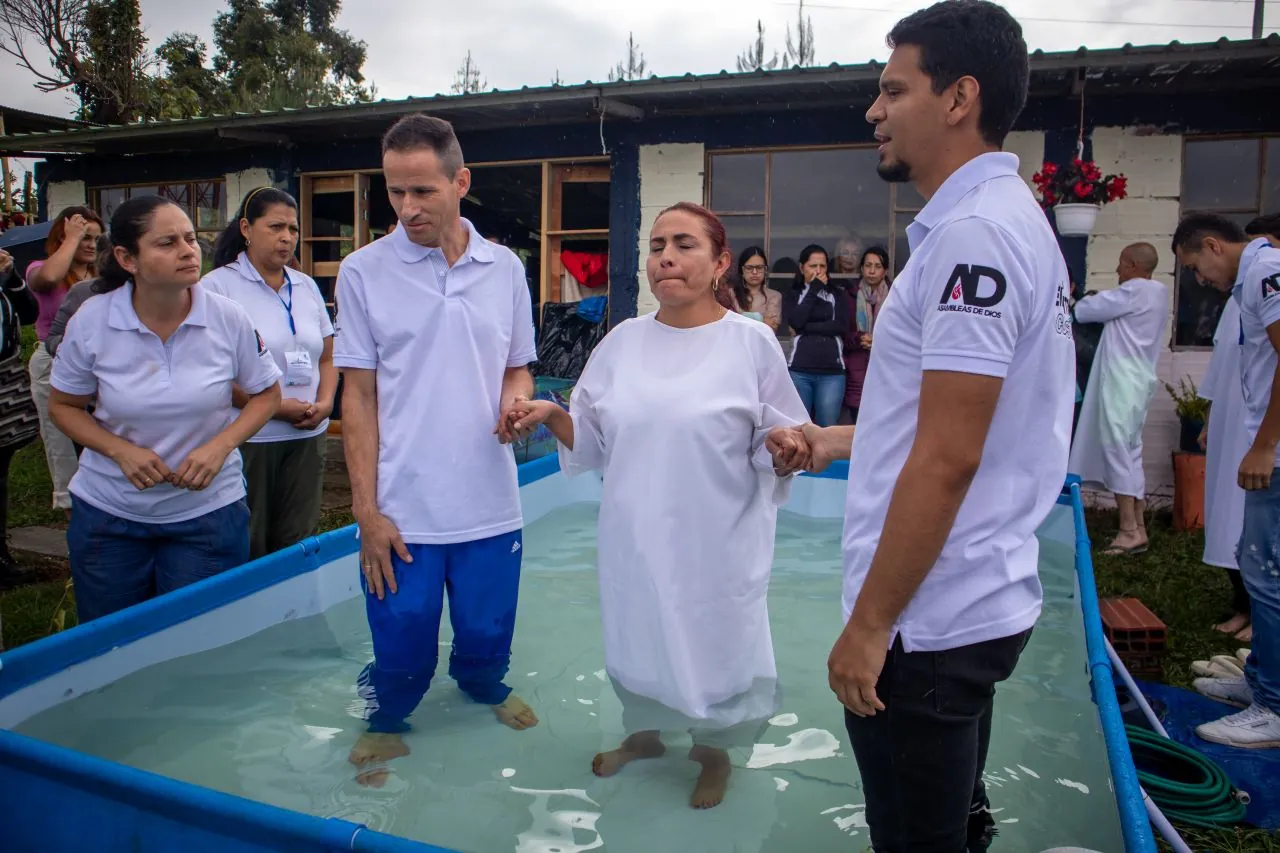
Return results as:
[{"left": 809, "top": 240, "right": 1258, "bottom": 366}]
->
[
  {"left": 46, "top": 181, "right": 87, "bottom": 217},
  {"left": 635, "top": 143, "right": 706, "bottom": 316},
  {"left": 1083, "top": 127, "right": 1202, "bottom": 502},
  {"left": 224, "top": 168, "right": 276, "bottom": 215},
  {"left": 1003, "top": 130, "right": 1046, "bottom": 189}
]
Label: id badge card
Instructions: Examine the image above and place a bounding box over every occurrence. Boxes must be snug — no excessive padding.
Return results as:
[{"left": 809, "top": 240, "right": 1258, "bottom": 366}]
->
[{"left": 284, "top": 350, "right": 313, "bottom": 387}]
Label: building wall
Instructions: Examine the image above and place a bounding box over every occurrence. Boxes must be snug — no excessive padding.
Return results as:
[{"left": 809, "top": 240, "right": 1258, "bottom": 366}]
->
[
  {"left": 634, "top": 143, "right": 706, "bottom": 316},
  {"left": 224, "top": 168, "right": 276, "bottom": 212},
  {"left": 1082, "top": 127, "right": 1204, "bottom": 502},
  {"left": 47, "top": 181, "right": 87, "bottom": 216}
]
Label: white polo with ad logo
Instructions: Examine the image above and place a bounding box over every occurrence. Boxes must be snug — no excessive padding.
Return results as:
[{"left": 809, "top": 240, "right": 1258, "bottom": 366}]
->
[{"left": 841, "top": 152, "right": 1076, "bottom": 652}]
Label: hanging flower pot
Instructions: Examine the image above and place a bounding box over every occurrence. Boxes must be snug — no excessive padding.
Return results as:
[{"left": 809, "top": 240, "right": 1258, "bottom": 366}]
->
[
  {"left": 1032, "top": 159, "right": 1128, "bottom": 238},
  {"left": 1055, "top": 202, "right": 1101, "bottom": 237}
]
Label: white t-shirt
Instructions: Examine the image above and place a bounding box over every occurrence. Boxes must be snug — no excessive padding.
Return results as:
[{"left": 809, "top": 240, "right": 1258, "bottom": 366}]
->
[
  {"left": 332, "top": 218, "right": 538, "bottom": 545},
  {"left": 200, "top": 254, "right": 334, "bottom": 443},
  {"left": 50, "top": 283, "right": 282, "bottom": 523},
  {"left": 842, "top": 152, "right": 1076, "bottom": 652},
  {"left": 1232, "top": 237, "right": 1280, "bottom": 468}
]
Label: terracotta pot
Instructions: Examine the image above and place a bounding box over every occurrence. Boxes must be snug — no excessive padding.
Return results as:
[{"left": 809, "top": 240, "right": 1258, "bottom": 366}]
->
[{"left": 1171, "top": 451, "right": 1205, "bottom": 531}]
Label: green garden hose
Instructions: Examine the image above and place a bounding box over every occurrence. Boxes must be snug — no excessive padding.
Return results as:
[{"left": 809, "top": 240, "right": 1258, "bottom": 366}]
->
[{"left": 1124, "top": 724, "right": 1248, "bottom": 828}]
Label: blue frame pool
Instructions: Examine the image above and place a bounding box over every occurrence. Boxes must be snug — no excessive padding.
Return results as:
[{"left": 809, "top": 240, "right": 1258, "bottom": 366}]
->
[{"left": 0, "top": 457, "right": 1155, "bottom": 852}]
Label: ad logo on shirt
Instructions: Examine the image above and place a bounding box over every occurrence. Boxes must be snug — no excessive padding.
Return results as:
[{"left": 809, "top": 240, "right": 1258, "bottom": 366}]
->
[
  {"left": 255, "top": 329, "right": 268, "bottom": 356},
  {"left": 1053, "top": 279, "right": 1074, "bottom": 338},
  {"left": 938, "top": 264, "right": 1006, "bottom": 319},
  {"left": 1262, "top": 272, "right": 1280, "bottom": 301}
]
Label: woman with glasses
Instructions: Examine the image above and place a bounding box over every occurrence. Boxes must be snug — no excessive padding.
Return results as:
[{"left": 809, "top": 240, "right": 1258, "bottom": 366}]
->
[{"left": 731, "top": 246, "right": 781, "bottom": 331}]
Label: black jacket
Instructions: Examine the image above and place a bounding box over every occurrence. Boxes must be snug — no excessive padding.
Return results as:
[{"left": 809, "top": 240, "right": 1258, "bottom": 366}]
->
[
  {"left": 0, "top": 267, "right": 37, "bottom": 362},
  {"left": 783, "top": 279, "right": 849, "bottom": 374}
]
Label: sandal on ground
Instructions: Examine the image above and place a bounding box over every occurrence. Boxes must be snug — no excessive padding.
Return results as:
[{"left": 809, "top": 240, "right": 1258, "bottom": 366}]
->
[{"left": 1191, "top": 655, "right": 1245, "bottom": 679}]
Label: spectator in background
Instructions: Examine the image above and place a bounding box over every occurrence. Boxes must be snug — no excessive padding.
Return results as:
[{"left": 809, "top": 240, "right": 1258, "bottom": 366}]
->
[
  {"left": 201, "top": 187, "right": 336, "bottom": 560},
  {"left": 0, "top": 248, "right": 39, "bottom": 590},
  {"left": 783, "top": 244, "right": 848, "bottom": 427},
  {"left": 1068, "top": 243, "right": 1168, "bottom": 556},
  {"left": 833, "top": 235, "right": 863, "bottom": 285},
  {"left": 731, "top": 246, "right": 782, "bottom": 331},
  {"left": 48, "top": 195, "right": 282, "bottom": 624},
  {"left": 842, "top": 246, "right": 892, "bottom": 423},
  {"left": 27, "top": 206, "right": 104, "bottom": 517},
  {"left": 44, "top": 234, "right": 114, "bottom": 361}
]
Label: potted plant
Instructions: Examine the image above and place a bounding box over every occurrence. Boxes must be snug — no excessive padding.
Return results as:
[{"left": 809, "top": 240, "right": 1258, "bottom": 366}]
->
[
  {"left": 1031, "top": 159, "right": 1129, "bottom": 237},
  {"left": 1164, "top": 376, "right": 1210, "bottom": 454}
]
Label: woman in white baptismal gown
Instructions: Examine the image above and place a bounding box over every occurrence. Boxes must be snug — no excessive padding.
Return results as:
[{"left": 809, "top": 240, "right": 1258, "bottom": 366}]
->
[{"left": 506, "top": 201, "right": 810, "bottom": 810}]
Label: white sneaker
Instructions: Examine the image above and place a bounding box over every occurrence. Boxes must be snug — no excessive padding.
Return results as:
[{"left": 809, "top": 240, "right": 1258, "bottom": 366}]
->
[
  {"left": 1193, "top": 676, "right": 1253, "bottom": 708},
  {"left": 1195, "top": 703, "right": 1280, "bottom": 749}
]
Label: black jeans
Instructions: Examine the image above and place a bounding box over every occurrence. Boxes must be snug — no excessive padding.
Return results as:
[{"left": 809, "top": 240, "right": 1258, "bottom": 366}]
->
[{"left": 844, "top": 629, "right": 1032, "bottom": 853}]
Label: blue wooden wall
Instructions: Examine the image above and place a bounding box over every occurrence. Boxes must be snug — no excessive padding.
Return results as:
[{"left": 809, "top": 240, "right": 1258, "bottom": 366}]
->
[{"left": 34, "top": 88, "right": 1278, "bottom": 321}]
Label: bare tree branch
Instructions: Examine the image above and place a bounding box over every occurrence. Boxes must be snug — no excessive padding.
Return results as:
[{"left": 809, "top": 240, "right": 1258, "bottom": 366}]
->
[{"left": 0, "top": 0, "right": 90, "bottom": 94}]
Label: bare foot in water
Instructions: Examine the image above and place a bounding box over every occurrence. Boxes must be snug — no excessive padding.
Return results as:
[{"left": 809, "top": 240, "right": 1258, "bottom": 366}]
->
[
  {"left": 349, "top": 732, "right": 409, "bottom": 788},
  {"left": 592, "top": 730, "right": 665, "bottom": 777},
  {"left": 689, "top": 745, "right": 731, "bottom": 809},
  {"left": 493, "top": 693, "right": 539, "bottom": 730}
]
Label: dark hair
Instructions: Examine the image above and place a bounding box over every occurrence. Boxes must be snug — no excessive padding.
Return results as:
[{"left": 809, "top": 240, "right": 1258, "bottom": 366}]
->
[
  {"left": 733, "top": 245, "right": 768, "bottom": 311},
  {"left": 98, "top": 196, "right": 184, "bottom": 292},
  {"left": 212, "top": 187, "right": 298, "bottom": 269},
  {"left": 382, "top": 113, "right": 465, "bottom": 178},
  {"left": 1171, "top": 212, "right": 1249, "bottom": 254},
  {"left": 859, "top": 246, "right": 891, "bottom": 280},
  {"left": 793, "top": 244, "right": 831, "bottom": 289},
  {"left": 1245, "top": 214, "right": 1280, "bottom": 240},
  {"left": 44, "top": 205, "right": 106, "bottom": 288},
  {"left": 887, "top": 0, "right": 1029, "bottom": 147}
]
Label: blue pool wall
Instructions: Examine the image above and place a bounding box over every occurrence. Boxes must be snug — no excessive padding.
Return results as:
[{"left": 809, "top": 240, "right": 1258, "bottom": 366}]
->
[{"left": 0, "top": 456, "right": 1153, "bottom": 852}]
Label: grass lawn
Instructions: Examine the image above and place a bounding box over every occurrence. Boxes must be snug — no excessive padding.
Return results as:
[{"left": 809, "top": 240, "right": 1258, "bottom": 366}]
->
[{"left": 0, "top": 428, "right": 1275, "bottom": 848}]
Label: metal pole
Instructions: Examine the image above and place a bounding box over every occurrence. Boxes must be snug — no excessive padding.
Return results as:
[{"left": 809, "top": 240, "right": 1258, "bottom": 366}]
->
[
  {"left": 1254, "top": 0, "right": 1265, "bottom": 38},
  {"left": 0, "top": 111, "right": 11, "bottom": 216}
]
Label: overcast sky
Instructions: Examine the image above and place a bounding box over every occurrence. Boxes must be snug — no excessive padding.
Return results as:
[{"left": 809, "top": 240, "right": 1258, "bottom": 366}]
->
[{"left": 0, "top": 0, "right": 1273, "bottom": 118}]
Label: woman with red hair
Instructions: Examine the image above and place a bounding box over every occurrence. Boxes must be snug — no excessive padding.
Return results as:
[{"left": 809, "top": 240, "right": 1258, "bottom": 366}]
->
[
  {"left": 26, "top": 206, "right": 104, "bottom": 515},
  {"left": 505, "top": 201, "right": 810, "bottom": 810}
]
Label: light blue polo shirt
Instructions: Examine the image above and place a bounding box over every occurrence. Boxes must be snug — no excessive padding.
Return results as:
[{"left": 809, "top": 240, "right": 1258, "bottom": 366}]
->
[
  {"left": 1232, "top": 237, "right": 1280, "bottom": 467},
  {"left": 51, "top": 282, "right": 282, "bottom": 523},
  {"left": 842, "top": 152, "right": 1076, "bottom": 652},
  {"left": 200, "top": 253, "right": 334, "bottom": 443},
  {"left": 332, "top": 218, "right": 538, "bottom": 545}
]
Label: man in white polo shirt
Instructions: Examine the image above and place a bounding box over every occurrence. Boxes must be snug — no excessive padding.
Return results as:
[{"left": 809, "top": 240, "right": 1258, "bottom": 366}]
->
[
  {"left": 782, "top": 1, "right": 1075, "bottom": 849},
  {"left": 1172, "top": 212, "right": 1280, "bottom": 749},
  {"left": 333, "top": 113, "right": 540, "bottom": 783}
]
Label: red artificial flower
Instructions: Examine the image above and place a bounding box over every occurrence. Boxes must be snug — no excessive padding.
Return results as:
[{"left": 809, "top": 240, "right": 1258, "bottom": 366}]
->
[
  {"left": 1073, "top": 182, "right": 1094, "bottom": 199},
  {"left": 1107, "top": 176, "right": 1129, "bottom": 202}
]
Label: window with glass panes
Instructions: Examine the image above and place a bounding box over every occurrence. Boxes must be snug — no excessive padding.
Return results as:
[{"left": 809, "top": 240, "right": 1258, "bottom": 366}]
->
[
  {"left": 92, "top": 181, "right": 227, "bottom": 271},
  {"left": 1174, "top": 137, "right": 1280, "bottom": 348},
  {"left": 707, "top": 147, "right": 924, "bottom": 290}
]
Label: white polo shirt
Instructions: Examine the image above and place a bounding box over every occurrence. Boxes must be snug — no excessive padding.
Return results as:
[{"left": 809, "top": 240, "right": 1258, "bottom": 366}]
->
[
  {"left": 1232, "top": 237, "right": 1280, "bottom": 468},
  {"left": 842, "top": 152, "right": 1076, "bottom": 652},
  {"left": 332, "top": 218, "right": 538, "bottom": 545},
  {"left": 51, "top": 282, "right": 282, "bottom": 524},
  {"left": 200, "top": 254, "right": 334, "bottom": 442}
]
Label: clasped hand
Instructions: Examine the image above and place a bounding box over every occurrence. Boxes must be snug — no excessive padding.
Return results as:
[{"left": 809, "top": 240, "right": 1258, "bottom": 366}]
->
[{"left": 766, "top": 423, "right": 839, "bottom": 475}]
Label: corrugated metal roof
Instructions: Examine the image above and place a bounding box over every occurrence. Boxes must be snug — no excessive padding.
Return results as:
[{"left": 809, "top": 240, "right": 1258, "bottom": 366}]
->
[
  {"left": 0, "top": 105, "right": 90, "bottom": 135},
  {"left": 2, "top": 34, "right": 1277, "bottom": 156}
]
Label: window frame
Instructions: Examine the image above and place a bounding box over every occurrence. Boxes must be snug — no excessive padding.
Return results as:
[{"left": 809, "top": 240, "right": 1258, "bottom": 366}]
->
[
  {"left": 1174, "top": 134, "right": 1277, "bottom": 351},
  {"left": 89, "top": 179, "right": 227, "bottom": 248},
  {"left": 704, "top": 144, "right": 922, "bottom": 283}
]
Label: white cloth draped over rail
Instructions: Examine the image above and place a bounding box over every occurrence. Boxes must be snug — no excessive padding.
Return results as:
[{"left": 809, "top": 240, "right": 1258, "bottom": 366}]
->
[
  {"left": 1200, "top": 297, "right": 1248, "bottom": 570},
  {"left": 558, "top": 311, "right": 809, "bottom": 731},
  {"left": 1069, "top": 278, "right": 1169, "bottom": 498}
]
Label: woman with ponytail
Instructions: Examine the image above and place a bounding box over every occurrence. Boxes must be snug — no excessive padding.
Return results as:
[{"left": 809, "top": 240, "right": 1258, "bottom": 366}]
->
[
  {"left": 48, "top": 196, "right": 282, "bottom": 623},
  {"left": 200, "top": 186, "right": 336, "bottom": 559}
]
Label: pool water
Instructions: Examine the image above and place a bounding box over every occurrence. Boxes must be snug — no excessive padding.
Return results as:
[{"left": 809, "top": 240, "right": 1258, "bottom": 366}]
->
[{"left": 16, "top": 503, "right": 1123, "bottom": 853}]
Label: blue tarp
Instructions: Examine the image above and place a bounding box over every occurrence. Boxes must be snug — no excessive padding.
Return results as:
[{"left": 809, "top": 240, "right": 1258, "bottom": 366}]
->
[{"left": 1133, "top": 679, "right": 1279, "bottom": 831}]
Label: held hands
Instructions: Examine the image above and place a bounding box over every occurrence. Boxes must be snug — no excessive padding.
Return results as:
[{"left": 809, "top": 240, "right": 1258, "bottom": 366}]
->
[
  {"left": 173, "top": 441, "right": 233, "bottom": 490},
  {"left": 765, "top": 427, "right": 811, "bottom": 475},
  {"left": 292, "top": 399, "right": 333, "bottom": 431},
  {"left": 1238, "top": 446, "right": 1274, "bottom": 491},
  {"left": 496, "top": 396, "right": 561, "bottom": 445}
]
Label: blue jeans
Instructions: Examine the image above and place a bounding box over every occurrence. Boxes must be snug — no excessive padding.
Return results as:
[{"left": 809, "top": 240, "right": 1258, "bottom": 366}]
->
[
  {"left": 1239, "top": 470, "right": 1280, "bottom": 713},
  {"left": 358, "top": 531, "right": 522, "bottom": 734},
  {"left": 789, "top": 370, "right": 844, "bottom": 427},
  {"left": 67, "top": 495, "right": 251, "bottom": 624}
]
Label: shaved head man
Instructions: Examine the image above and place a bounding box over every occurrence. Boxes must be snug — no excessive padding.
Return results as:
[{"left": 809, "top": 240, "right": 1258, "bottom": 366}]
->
[{"left": 1068, "top": 243, "right": 1170, "bottom": 554}]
